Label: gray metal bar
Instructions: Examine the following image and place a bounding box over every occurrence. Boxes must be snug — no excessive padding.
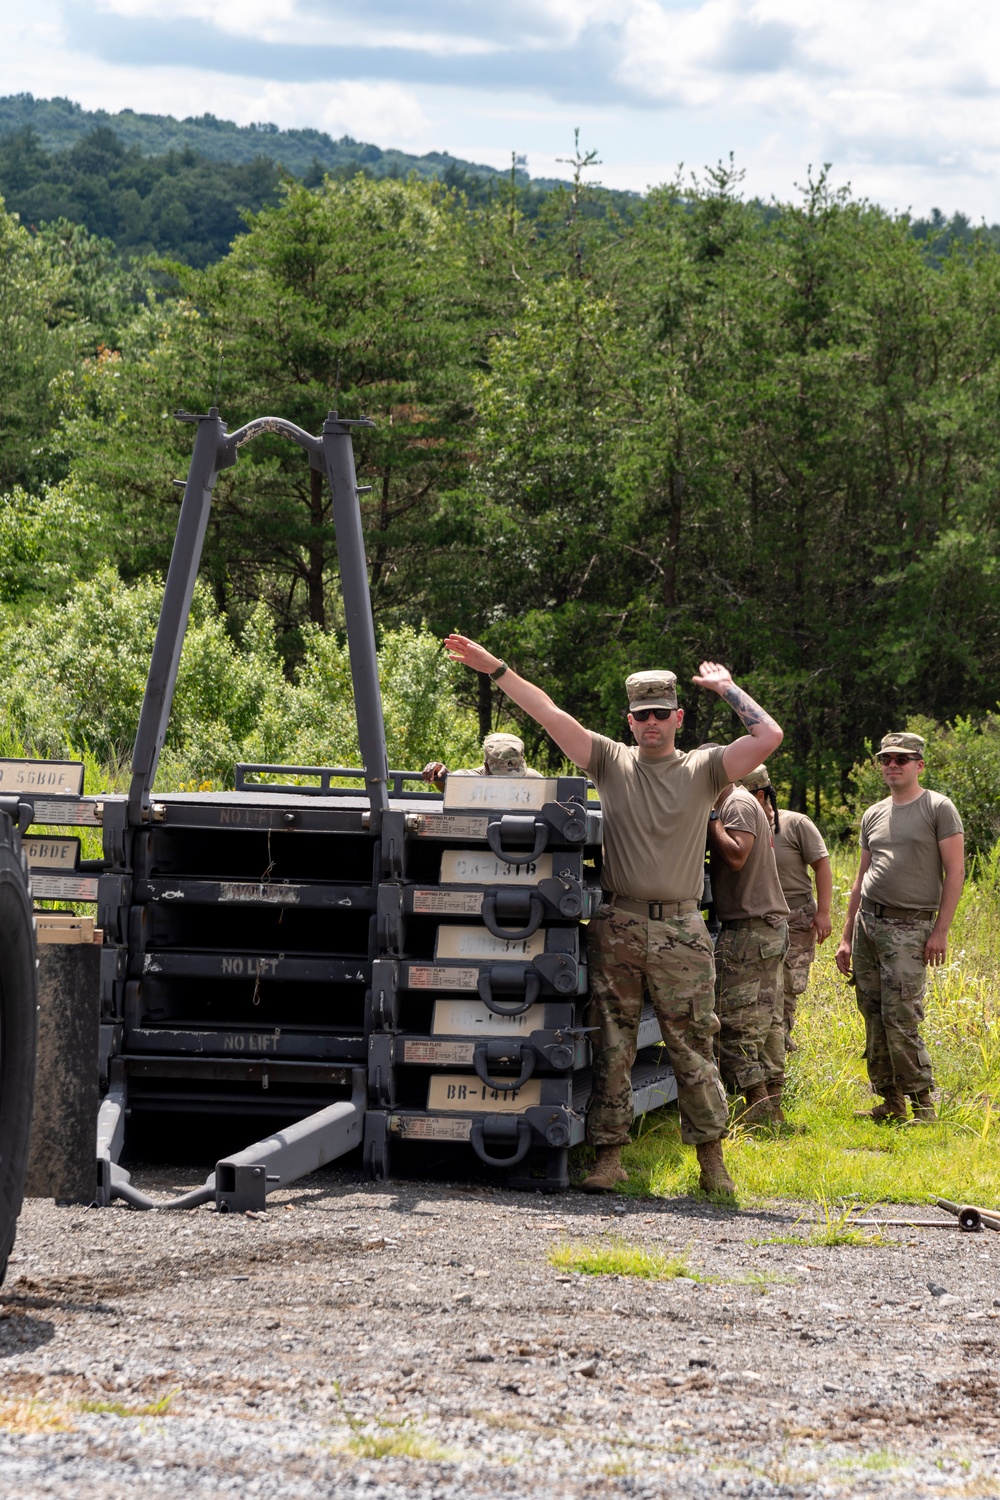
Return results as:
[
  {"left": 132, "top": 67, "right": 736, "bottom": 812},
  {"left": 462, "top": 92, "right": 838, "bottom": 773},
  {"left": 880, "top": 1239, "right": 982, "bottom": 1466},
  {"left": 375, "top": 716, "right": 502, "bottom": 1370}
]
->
[
  {"left": 128, "top": 410, "right": 226, "bottom": 824},
  {"left": 322, "top": 413, "right": 389, "bottom": 822}
]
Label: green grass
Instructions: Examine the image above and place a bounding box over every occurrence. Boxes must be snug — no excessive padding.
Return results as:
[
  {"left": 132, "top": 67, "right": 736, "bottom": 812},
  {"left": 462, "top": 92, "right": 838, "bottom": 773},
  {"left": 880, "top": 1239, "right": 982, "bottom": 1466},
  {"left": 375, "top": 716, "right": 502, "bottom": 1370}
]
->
[
  {"left": 548, "top": 1238, "right": 701, "bottom": 1280},
  {"left": 619, "top": 850, "right": 1000, "bottom": 1207},
  {"left": 78, "top": 1388, "right": 179, "bottom": 1418}
]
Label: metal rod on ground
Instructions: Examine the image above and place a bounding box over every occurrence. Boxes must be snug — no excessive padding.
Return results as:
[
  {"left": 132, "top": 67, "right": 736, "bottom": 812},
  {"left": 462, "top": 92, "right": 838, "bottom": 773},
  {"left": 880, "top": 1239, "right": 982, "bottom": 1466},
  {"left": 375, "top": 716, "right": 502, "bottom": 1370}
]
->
[
  {"left": 933, "top": 1197, "right": 1000, "bottom": 1232},
  {"left": 845, "top": 1219, "right": 967, "bottom": 1231}
]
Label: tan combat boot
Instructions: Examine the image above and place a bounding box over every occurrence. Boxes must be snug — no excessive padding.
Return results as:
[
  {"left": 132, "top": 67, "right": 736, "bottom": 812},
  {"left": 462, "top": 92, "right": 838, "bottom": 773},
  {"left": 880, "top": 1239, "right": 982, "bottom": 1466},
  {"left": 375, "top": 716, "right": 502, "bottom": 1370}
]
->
[
  {"left": 765, "top": 1075, "right": 787, "bottom": 1125},
  {"left": 739, "top": 1082, "right": 772, "bottom": 1126},
  {"left": 908, "top": 1090, "right": 937, "bottom": 1123},
  {"left": 696, "top": 1140, "right": 737, "bottom": 1198},
  {"left": 580, "top": 1146, "right": 629, "bottom": 1192},
  {"left": 855, "top": 1086, "right": 907, "bottom": 1123}
]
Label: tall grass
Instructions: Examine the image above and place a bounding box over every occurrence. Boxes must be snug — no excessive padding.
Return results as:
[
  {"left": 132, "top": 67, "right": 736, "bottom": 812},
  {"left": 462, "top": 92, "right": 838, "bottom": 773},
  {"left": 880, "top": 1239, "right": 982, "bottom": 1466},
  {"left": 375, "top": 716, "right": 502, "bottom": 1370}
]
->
[{"left": 625, "top": 848, "right": 1000, "bottom": 1205}]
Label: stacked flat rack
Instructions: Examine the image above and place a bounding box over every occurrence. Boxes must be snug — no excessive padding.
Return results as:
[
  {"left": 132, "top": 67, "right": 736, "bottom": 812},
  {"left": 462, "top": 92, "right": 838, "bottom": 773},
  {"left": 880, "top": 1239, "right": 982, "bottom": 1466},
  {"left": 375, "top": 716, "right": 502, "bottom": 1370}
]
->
[
  {"left": 100, "top": 788, "right": 380, "bottom": 1145},
  {"left": 364, "top": 771, "right": 677, "bottom": 1191}
]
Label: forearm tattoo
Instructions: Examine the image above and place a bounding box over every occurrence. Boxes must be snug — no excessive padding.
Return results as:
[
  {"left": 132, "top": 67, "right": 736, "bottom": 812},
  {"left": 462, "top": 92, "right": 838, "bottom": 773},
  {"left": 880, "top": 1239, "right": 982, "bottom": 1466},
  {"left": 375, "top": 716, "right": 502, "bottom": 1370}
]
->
[{"left": 722, "top": 684, "right": 776, "bottom": 731}]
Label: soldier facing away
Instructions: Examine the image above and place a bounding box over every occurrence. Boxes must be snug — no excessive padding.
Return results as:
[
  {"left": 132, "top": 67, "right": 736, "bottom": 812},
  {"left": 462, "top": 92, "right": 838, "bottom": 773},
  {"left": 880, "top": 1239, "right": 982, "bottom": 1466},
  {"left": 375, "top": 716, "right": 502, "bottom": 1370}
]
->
[
  {"left": 708, "top": 766, "right": 790, "bottom": 1125},
  {"left": 744, "top": 770, "right": 832, "bottom": 1054},
  {"left": 835, "top": 732, "right": 965, "bottom": 1123},
  {"left": 422, "top": 732, "right": 542, "bottom": 790},
  {"left": 441, "top": 633, "right": 783, "bottom": 1198}
]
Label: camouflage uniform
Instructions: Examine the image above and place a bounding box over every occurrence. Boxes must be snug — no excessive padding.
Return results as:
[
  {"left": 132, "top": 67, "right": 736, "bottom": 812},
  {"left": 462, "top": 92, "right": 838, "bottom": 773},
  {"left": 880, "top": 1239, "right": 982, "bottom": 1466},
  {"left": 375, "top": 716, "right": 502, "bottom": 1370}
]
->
[
  {"left": 715, "top": 917, "right": 788, "bottom": 1092},
  {"left": 783, "top": 898, "right": 818, "bottom": 1031},
  {"left": 852, "top": 910, "right": 936, "bottom": 1094},
  {"left": 586, "top": 902, "right": 728, "bottom": 1147}
]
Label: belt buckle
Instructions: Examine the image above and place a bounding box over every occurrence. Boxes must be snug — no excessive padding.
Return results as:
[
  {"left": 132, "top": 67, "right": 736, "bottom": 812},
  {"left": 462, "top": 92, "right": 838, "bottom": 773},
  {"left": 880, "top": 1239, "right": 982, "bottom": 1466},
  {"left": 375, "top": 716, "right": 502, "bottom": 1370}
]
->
[{"left": 649, "top": 901, "right": 663, "bottom": 921}]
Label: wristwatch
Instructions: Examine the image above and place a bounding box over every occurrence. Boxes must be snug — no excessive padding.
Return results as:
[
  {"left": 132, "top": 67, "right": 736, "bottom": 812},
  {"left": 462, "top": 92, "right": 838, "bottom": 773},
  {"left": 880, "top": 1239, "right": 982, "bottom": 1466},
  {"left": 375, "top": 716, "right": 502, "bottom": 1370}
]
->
[
  {"left": 708, "top": 810, "right": 720, "bottom": 821},
  {"left": 489, "top": 660, "right": 509, "bottom": 681}
]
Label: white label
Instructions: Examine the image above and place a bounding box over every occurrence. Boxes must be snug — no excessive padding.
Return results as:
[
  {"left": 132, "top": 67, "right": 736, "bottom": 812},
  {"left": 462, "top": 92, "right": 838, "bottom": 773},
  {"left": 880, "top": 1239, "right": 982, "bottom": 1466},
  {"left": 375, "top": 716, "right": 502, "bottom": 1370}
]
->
[
  {"left": 24, "top": 836, "right": 80, "bottom": 871},
  {"left": 427, "top": 1074, "right": 542, "bottom": 1112},
  {"left": 440, "top": 851, "right": 552, "bottom": 884},
  {"left": 435, "top": 926, "right": 545, "bottom": 961},
  {"left": 31, "top": 873, "right": 99, "bottom": 901},
  {"left": 32, "top": 798, "right": 101, "bottom": 826},
  {"left": 412, "top": 890, "right": 483, "bottom": 915},
  {"left": 0, "top": 759, "right": 84, "bottom": 795},
  {"left": 406, "top": 965, "right": 480, "bottom": 991},
  {"left": 391, "top": 1116, "right": 472, "bottom": 1141},
  {"left": 443, "top": 777, "right": 556, "bottom": 812},
  {"left": 219, "top": 882, "right": 301, "bottom": 905},
  {"left": 414, "top": 814, "right": 489, "bottom": 840},
  {"left": 431, "top": 999, "right": 547, "bottom": 1035},
  {"left": 402, "top": 1040, "right": 474, "bottom": 1065}
]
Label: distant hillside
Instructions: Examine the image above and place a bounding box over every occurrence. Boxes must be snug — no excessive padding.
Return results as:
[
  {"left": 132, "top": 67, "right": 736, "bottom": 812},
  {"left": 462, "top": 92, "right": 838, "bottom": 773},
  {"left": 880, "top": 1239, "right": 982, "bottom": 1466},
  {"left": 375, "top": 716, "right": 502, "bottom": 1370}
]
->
[{"left": 0, "top": 93, "right": 539, "bottom": 189}]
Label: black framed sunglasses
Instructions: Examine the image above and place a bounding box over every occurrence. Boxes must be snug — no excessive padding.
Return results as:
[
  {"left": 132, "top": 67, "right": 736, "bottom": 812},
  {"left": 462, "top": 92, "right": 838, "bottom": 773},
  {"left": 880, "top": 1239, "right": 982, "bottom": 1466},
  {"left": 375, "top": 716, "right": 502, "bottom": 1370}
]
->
[
  {"left": 877, "top": 753, "right": 920, "bottom": 766},
  {"left": 631, "top": 707, "right": 673, "bottom": 722}
]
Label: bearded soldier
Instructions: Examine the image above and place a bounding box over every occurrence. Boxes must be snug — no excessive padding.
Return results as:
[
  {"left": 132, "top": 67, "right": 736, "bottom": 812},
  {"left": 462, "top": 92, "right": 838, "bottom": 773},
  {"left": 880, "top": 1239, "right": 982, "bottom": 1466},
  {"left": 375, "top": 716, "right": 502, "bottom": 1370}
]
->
[
  {"left": 441, "top": 633, "right": 783, "bottom": 1198},
  {"left": 835, "top": 732, "right": 964, "bottom": 1123}
]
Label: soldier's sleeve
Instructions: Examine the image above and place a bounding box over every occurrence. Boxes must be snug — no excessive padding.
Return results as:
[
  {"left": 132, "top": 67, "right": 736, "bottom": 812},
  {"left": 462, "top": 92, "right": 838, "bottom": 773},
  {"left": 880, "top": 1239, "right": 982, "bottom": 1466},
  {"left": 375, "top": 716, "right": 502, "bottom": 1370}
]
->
[
  {"left": 859, "top": 808, "right": 873, "bottom": 850},
  {"left": 932, "top": 794, "right": 964, "bottom": 840},
  {"left": 721, "top": 791, "right": 757, "bottom": 836},
  {"left": 800, "top": 816, "right": 829, "bottom": 863},
  {"left": 587, "top": 733, "right": 614, "bottom": 787}
]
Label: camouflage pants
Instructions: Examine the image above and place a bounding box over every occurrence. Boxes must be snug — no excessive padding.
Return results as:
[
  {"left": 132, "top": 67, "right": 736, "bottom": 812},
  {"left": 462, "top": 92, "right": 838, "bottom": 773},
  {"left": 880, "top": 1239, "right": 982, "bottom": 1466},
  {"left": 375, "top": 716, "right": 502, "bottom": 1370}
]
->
[
  {"left": 852, "top": 910, "right": 935, "bottom": 1094},
  {"left": 715, "top": 917, "right": 788, "bottom": 1092},
  {"left": 782, "top": 900, "right": 818, "bottom": 1035},
  {"left": 586, "top": 905, "right": 728, "bottom": 1148}
]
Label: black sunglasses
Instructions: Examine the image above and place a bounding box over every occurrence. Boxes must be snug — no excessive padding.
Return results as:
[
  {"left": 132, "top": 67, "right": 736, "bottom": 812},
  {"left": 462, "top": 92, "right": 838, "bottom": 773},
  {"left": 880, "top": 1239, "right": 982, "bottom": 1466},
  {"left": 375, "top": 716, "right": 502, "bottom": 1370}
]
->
[
  {"left": 877, "top": 753, "right": 920, "bottom": 766},
  {"left": 631, "top": 707, "right": 673, "bottom": 722}
]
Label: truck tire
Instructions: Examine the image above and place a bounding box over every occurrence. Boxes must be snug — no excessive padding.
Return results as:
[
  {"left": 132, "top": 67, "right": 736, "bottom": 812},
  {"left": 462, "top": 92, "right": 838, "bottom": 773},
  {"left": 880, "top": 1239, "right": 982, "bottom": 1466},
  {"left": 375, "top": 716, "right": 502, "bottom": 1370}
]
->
[{"left": 0, "top": 812, "right": 37, "bottom": 1286}]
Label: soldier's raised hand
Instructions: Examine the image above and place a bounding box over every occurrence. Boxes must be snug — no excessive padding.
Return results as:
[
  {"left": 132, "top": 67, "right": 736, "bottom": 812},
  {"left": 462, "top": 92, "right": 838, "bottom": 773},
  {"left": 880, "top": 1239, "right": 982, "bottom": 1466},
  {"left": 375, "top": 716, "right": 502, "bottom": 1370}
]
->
[
  {"left": 443, "top": 633, "right": 502, "bottom": 676},
  {"left": 692, "top": 661, "right": 734, "bottom": 695}
]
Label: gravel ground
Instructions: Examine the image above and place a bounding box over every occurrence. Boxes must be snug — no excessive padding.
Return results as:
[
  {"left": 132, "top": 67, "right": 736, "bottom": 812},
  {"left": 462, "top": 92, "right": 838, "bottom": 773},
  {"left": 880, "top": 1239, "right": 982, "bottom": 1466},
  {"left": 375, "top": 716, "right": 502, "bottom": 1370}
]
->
[{"left": 2, "top": 1168, "right": 999, "bottom": 1500}]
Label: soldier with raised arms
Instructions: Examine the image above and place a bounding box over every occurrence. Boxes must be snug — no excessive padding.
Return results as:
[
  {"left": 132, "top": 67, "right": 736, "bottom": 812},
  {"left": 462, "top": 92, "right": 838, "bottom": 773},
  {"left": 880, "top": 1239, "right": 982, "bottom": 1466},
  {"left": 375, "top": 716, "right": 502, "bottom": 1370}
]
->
[{"left": 442, "top": 634, "right": 783, "bottom": 1198}]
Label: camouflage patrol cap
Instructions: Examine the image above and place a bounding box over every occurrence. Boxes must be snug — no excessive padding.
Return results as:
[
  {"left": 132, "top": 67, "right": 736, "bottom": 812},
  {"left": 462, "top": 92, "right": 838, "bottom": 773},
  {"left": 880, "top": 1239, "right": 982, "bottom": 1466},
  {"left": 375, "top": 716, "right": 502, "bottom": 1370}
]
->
[
  {"left": 483, "top": 732, "right": 527, "bottom": 775},
  {"left": 879, "top": 732, "right": 925, "bottom": 758},
  {"left": 626, "top": 670, "right": 678, "bottom": 713},
  {"left": 738, "top": 765, "right": 771, "bottom": 792}
]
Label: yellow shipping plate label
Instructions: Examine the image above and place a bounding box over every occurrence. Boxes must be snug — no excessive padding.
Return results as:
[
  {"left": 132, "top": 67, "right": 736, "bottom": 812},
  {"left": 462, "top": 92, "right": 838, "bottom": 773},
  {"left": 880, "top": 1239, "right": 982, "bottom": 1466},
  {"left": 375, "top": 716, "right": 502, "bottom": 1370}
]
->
[
  {"left": 24, "top": 836, "right": 80, "bottom": 871},
  {"left": 402, "top": 1040, "right": 475, "bottom": 1065},
  {"left": 427, "top": 1074, "right": 543, "bottom": 1112},
  {"left": 431, "top": 999, "right": 548, "bottom": 1035},
  {"left": 443, "top": 776, "right": 556, "bottom": 812},
  {"left": 0, "top": 759, "right": 84, "bottom": 796},
  {"left": 439, "top": 850, "right": 553, "bottom": 885},
  {"left": 434, "top": 926, "right": 545, "bottom": 961},
  {"left": 391, "top": 1116, "right": 472, "bottom": 1142}
]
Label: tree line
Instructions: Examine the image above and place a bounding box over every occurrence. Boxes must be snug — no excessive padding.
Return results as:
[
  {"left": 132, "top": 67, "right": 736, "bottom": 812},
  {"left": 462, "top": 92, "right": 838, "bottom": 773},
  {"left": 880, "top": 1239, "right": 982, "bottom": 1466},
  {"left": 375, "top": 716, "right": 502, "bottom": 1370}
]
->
[{"left": 2, "top": 149, "right": 1000, "bottom": 839}]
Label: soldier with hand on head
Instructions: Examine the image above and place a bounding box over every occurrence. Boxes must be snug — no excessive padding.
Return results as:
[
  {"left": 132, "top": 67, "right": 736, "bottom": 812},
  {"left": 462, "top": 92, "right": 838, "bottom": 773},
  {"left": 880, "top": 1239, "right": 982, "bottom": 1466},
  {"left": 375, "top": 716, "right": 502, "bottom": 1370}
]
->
[
  {"left": 708, "top": 765, "right": 790, "bottom": 1126},
  {"left": 441, "top": 632, "right": 783, "bottom": 1199},
  {"left": 835, "top": 732, "right": 965, "bottom": 1124},
  {"left": 422, "top": 732, "right": 542, "bottom": 791},
  {"left": 744, "top": 772, "right": 832, "bottom": 1054}
]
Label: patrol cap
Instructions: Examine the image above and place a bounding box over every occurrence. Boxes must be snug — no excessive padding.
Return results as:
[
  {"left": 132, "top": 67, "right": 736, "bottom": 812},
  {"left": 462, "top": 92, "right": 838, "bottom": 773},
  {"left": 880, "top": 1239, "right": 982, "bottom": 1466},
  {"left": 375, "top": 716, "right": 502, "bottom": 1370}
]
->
[
  {"left": 738, "top": 765, "right": 771, "bottom": 792},
  {"left": 626, "top": 670, "right": 678, "bottom": 712},
  {"left": 879, "top": 732, "right": 925, "bottom": 757},
  {"left": 483, "top": 732, "right": 527, "bottom": 775}
]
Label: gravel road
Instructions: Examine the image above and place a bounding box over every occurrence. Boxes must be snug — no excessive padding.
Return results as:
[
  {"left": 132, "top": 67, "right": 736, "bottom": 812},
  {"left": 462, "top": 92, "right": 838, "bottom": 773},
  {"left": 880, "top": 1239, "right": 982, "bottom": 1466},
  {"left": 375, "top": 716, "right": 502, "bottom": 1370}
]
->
[{"left": 2, "top": 1168, "right": 998, "bottom": 1499}]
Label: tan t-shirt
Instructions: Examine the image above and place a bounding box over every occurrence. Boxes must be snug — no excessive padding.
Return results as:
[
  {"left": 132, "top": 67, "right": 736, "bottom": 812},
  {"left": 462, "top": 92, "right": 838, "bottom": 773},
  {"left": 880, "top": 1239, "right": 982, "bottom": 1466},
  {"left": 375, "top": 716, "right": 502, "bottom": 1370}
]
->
[
  {"left": 860, "top": 790, "right": 964, "bottom": 910},
  {"left": 774, "top": 809, "right": 829, "bottom": 907},
  {"left": 712, "top": 785, "right": 789, "bottom": 923},
  {"left": 588, "top": 736, "right": 729, "bottom": 902}
]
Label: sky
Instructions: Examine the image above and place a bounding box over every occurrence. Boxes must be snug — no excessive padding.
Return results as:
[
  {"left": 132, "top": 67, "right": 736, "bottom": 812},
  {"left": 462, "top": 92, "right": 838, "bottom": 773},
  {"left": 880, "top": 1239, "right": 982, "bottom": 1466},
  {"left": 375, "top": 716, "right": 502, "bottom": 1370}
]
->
[{"left": 4, "top": 0, "right": 1000, "bottom": 220}]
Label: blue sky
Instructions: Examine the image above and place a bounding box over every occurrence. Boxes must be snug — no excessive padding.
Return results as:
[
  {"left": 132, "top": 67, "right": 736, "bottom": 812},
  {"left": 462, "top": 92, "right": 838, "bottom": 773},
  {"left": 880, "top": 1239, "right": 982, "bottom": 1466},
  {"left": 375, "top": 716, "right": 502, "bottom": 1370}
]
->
[{"left": 5, "top": 0, "right": 1000, "bottom": 219}]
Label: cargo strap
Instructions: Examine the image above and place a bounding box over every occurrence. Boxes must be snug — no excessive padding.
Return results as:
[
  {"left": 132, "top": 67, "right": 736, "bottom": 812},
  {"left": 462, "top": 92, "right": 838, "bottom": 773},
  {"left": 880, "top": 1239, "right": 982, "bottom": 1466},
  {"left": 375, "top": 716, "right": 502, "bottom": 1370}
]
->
[
  {"left": 861, "top": 898, "right": 937, "bottom": 922},
  {"left": 602, "top": 893, "right": 699, "bottom": 920}
]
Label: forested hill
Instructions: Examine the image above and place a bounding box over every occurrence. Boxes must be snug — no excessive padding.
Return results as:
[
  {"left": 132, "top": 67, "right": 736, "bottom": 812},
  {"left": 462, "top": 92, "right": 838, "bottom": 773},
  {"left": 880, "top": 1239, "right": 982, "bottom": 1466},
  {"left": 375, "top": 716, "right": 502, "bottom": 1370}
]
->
[{"left": 0, "top": 95, "right": 642, "bottom": 265}]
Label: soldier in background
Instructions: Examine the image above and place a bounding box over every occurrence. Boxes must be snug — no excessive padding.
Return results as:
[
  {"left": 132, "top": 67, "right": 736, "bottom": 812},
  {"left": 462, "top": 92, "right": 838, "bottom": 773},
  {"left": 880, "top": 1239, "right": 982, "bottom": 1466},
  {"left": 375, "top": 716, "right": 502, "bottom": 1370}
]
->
[
  {"left": 708, "top": 769, "right": 790, "bottom": 1125},
  {"left": 422, "top": 732, "right": 542, "bottom": 789},
  {"left": 441, "top": 632, "right": 784, "bottom": 1198},
  {"left": 742, "top": 769, "right": 832, "bottom": 1054},
  {"left": 835, "top": 732, "right": 964, "bottom": 1123}
]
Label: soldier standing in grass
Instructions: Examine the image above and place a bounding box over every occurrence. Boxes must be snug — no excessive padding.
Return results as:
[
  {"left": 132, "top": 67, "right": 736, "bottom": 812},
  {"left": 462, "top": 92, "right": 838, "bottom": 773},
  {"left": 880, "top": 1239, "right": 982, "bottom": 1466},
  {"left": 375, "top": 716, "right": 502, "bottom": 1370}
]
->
[
  {"left": 441, "top": 633, "right": 783, "bottom": 1198},
  {"left": 835, "top": 732, "right": 965, "bottom": 1123},
  {"left": 708, "top": 766, "right": 790, "bottom": 1125},
  {"left": 742, "top": 771, "right": 833, "bottom": 1052}
]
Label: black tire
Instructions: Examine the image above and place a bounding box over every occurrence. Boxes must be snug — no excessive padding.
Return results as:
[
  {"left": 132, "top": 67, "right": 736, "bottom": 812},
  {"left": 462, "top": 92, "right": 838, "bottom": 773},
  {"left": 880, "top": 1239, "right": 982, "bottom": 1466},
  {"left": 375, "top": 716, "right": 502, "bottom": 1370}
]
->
[{"left": 0, "top": 812, "right": 37, "bottom": 1286}]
